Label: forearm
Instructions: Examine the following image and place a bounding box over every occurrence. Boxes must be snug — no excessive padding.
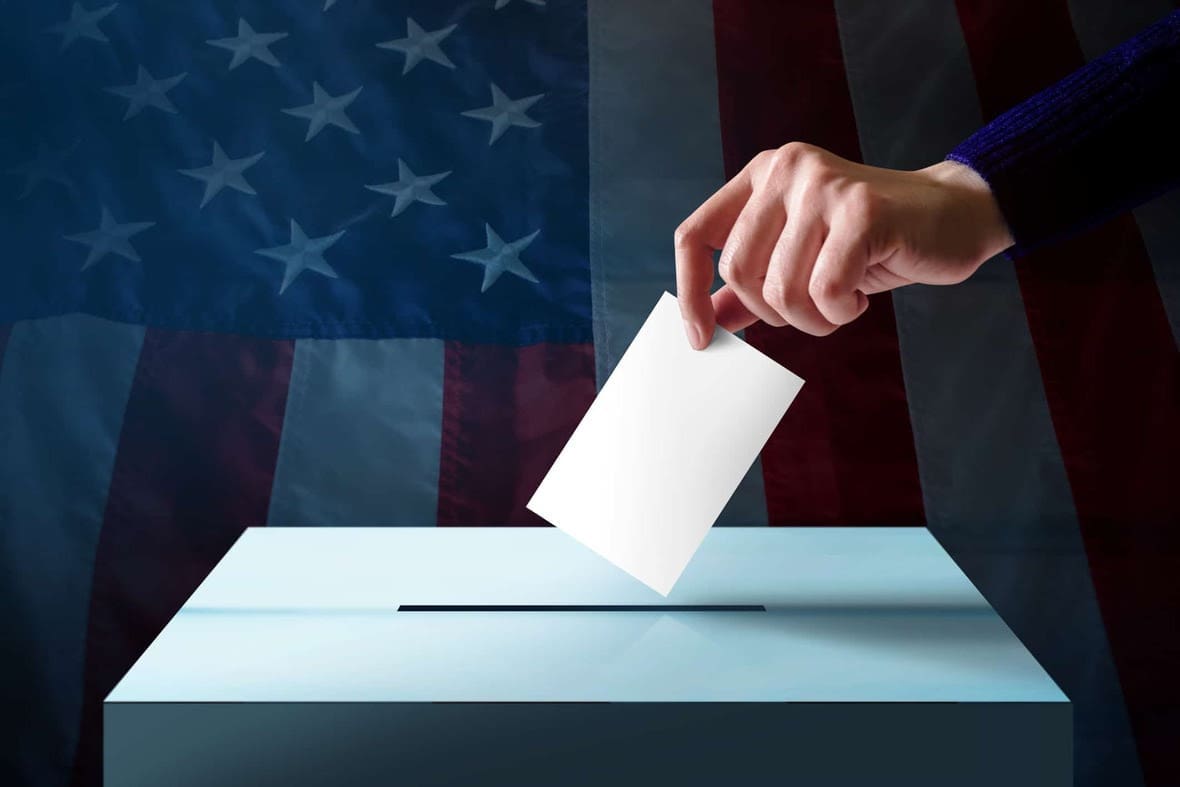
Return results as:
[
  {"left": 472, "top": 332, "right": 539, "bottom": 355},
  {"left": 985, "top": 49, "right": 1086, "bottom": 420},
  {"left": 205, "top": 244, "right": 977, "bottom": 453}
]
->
[{"left": 947, "top": 10, "right": 1180, "bottom": 257}]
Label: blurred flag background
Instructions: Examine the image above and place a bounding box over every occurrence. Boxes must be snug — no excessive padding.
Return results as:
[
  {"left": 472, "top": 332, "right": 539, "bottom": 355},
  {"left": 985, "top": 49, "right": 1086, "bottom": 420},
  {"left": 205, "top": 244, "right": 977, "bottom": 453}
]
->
[{"left": 1, "top": 1, "right": 1177, "bottom": 785}]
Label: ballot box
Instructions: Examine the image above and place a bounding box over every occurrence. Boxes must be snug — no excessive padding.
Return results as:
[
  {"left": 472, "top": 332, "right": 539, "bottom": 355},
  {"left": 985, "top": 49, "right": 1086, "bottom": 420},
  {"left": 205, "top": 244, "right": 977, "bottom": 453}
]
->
[{"left": 105, "top": 527, "right": 1070, "bottom": 786}]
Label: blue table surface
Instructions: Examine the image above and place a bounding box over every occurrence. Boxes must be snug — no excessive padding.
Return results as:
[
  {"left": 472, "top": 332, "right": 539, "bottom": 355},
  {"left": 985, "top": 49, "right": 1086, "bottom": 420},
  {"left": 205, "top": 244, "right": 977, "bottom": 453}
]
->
[{"left": 107, "top": 527, "right": 1066, "bottom": 704}]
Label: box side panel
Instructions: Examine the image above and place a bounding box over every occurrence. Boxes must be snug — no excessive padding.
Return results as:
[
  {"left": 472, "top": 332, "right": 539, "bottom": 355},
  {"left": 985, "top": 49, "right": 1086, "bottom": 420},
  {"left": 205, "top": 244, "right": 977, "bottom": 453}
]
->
[{"left": 105, "top": 701, "right": 1070, "bottom": 787}]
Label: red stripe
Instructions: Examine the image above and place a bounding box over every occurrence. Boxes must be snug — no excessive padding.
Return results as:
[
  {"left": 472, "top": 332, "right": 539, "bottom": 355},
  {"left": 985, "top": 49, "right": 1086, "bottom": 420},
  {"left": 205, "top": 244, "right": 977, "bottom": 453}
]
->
[
  {"left": 955, "top": 2, "right": 1180, "bottom": 783},
  {"left": 711, "top": 1, "right": 924, "bottom": 525},
  {"left": 437, "top": 342, "right": 595, "bottom": 525},
  {"left": 70, "top": 329, "right": 294, "bottom": 785}
]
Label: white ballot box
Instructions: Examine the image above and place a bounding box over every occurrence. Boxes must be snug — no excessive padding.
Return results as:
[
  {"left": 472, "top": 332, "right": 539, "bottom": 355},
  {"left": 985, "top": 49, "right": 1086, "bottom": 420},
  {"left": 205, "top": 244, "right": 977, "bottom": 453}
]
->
[{"left": 105, "top": 527, "right": 1070, "bottom": 786}]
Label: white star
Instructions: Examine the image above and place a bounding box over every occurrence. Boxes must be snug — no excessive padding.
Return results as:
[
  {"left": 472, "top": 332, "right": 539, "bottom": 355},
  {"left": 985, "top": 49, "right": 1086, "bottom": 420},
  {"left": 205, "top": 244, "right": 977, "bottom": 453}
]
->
[
  {"left": 178, "top": 142, "right": 265, "bottom": 208},
  {"left": 9, "top": 141, "right": 77, "bottom": 199},
  {"left": 461, "top": 83, "right": 543, "bottom": 145},
  {"left": 46, "top": 2, "right": 118, "bottom": 51},
  {"left": 494, "top": 0, "right": 545, "bottom": 9},
  {"left": 207, "top": 18, "right": 288, "bottom": 70},
  {"left": 65, "top": 206, "right": 155, "bottom": 271},
  {"left": 377, "top": 18, "right": 457, "bottom": 74},
  {"left": 104, "top": 66, "right": 186, "bottom": 119},
  {"left": 365, "top": 160, "right": 450, "bottom": 217},
  {"left": 255, "top": 220, "right": 345, "bottom": 294},
  {"left": 282, "top": 82, "right": 362, "bottom": 141},
  {"left": 451, "top": 224, "right": 540, "bottom": 292}
]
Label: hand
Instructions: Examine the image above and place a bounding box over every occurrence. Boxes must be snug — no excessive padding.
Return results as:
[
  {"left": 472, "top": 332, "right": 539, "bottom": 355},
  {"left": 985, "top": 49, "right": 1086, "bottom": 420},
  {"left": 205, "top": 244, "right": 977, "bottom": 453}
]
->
[{"left": 674, "top": 142, "right": 1014, "bottom": 348}]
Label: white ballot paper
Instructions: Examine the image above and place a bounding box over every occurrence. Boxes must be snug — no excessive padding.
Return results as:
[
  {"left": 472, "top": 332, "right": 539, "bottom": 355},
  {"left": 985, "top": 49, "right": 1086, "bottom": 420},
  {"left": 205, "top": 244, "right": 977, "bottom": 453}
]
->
[{"left": 527, "top": 292, "right": 804, "bottom": 595}]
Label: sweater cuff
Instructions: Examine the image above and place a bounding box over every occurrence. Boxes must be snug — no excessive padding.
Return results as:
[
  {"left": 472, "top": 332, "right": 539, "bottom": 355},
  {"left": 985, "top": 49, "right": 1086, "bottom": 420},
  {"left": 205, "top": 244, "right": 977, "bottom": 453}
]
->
[{"left": 946, "top": 11, "right": 1180, "bottom": 259}]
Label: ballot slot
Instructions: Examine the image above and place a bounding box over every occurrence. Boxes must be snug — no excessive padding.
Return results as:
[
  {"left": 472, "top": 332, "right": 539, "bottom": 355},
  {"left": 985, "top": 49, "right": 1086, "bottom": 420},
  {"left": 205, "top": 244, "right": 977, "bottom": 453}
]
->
[{"left": 397, "top": 604, "right": 766, "bottom": 612}]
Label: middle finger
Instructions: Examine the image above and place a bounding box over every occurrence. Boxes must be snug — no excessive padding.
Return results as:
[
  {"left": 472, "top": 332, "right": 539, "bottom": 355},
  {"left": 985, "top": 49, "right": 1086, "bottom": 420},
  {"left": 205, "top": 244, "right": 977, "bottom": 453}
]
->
[{"left": 717, "top": 196, "right": 789, "bottom": 328}]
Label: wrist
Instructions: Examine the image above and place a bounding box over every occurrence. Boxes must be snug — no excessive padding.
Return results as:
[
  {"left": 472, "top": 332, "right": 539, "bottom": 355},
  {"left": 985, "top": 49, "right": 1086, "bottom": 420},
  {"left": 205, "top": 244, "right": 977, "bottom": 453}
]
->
[{"left": 924, "top": 160, "right": 1014, "bottom": 259}]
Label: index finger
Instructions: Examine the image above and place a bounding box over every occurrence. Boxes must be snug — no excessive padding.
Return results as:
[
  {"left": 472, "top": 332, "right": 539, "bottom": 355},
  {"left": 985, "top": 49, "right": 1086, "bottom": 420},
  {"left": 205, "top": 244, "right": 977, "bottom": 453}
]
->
[{"left": 674, "top": 167, "right": 755, "bottom": 349}]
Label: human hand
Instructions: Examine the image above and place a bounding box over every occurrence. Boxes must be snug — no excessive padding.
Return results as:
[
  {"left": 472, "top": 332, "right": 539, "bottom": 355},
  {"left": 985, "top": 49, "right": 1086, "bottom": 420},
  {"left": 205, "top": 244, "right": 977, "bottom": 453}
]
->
[{"left": 674, "top": 142, "right": 1014, "bottom": 348}]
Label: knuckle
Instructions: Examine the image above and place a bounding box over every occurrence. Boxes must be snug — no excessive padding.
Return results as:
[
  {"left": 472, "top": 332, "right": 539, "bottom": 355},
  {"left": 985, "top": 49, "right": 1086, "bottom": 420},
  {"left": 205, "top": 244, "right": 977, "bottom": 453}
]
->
[
  {"left": 673, "top": 220, "right": 698, "bottom": 249},
  {"left": 718, "top": 224, "right": 758, "bottom": 284},
  {"left": 778, "top": 280, "right": 838, "bottom": 336},
  {"left": 804, "top": 154, "right": 835, "bottom": 182},
  {"left": 763, "top": 279, "right": 789, "bottom": 313},
  {"left": 774, "top": 143, "right": 802, "bottom": 172},
  {"left": 777, "top": 141, "right": 809, "bottom": 163},
  {"left": 752, "top": 149, "right": 777, "bottom": 169},
  {"left": 718, "top": 255, "right": 750, "bottom": 286},
  {"left": 809, "top": 274, "right": 843, "bottom": 304},
  {"left": 716, "top": 246, "right": 735, "bottom": 277},
  {"left": 716, "top": 259, "right": 733, "bottom": 284},
  {"left": 763, "top": 143, "right": 810, "bottom": 181}
]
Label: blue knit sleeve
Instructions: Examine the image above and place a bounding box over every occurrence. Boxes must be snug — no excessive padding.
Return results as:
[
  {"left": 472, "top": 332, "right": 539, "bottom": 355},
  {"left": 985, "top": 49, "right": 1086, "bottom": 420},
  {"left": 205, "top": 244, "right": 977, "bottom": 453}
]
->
[{"left": 947, "top": 11, "right": 1180, "bottom": 258}]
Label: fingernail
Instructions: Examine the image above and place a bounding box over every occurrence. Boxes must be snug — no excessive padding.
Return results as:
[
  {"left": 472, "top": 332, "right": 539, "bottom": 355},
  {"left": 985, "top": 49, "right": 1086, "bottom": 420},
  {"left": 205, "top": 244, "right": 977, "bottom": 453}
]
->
[
  {"left": 683, "top": 319, "right": 700, "bottom": 349},
  {"left": 690, "top": 322, "right": 707, "bottom": 350}
]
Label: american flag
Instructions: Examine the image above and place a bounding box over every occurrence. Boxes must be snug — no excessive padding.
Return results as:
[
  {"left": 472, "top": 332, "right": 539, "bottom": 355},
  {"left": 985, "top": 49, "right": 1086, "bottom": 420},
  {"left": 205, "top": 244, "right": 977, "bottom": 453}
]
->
[{"left": 1, "top": 1, "right": 1177, "bottom": 786}]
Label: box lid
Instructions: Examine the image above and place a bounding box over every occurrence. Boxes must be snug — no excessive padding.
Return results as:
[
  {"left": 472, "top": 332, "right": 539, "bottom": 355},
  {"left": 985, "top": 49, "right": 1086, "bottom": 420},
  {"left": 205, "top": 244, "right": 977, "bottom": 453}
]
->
[{"left": 107, "top": 527, "right": 1066, "bottom": 704}]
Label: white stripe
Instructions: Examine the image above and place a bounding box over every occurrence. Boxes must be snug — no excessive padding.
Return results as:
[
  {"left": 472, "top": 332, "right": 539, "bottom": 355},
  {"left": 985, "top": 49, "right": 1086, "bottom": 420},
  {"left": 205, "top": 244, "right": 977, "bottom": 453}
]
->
[
  {"left": 1067, "top": 0, "right": 1180, "bottom": 346},
  {"left": 0, "top": 314, "right": 145, "bottom": 787},
  {"left": 588, "top": 0, "right": 768, "bottom": 525},
  {"left": 834, "top": 2, "right": 1143, "bottom": 784},
  {"left": 267, "top": 338, "right": 444, "bottom": 525}
]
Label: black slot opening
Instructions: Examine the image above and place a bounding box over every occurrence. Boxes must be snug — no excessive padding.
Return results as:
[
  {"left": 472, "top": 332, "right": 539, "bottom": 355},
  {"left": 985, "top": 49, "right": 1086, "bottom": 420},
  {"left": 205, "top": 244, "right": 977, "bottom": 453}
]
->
[{"left": 396, "top": 604, "right": 765, "bottom": 612}]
